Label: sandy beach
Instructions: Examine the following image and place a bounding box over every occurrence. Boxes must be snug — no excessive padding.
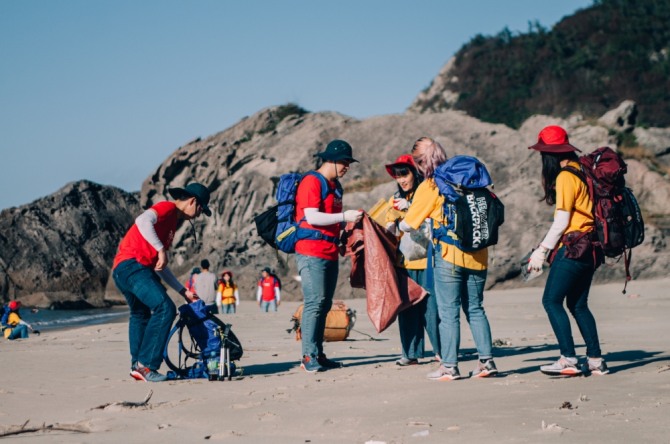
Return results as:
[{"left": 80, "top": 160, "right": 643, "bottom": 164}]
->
[{"left": 1, "top": 277, "right": 669, "bottom": 443}]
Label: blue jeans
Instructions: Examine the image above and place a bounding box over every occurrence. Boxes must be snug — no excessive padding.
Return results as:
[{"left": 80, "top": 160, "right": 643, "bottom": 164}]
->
[
  {"left": 113, "top": 259, "right": 177, "bottom": 370},
  {"left": 543, "top": 246, "right": 601, "bottom": 358},
  {"left": 398, "top": 268, "right": 441, "bottom": 359},
  {"left": 221, "top": 303, "right": 236, "bottom": 314},
  {"left": 7, "top": 324, "right": 29, "bottom": 340},
  {"left": 433, "top": 252, "right": 492, "bottom": 366},
  {"left": 260, "top": 300, "right": 277, "bottom": 312},
  {"left": 296, "top": 254, "right": 338, "bottom": 358}
]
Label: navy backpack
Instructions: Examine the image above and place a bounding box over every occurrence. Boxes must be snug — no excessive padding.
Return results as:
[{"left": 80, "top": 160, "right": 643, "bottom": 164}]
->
[
  {"left": 254, "top": 171, "right": 342, "bottom": 253},
  {"left": 432, "top": 155, "right": 505, "bottom": 251}
]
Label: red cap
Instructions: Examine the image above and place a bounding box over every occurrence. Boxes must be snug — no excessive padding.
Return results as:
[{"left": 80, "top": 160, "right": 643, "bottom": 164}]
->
[
  {"left": 385, "top": 154, "right": 416, "bottom": 177},
  {"left": 528, "top": 125, "right": 581, "bottom": 153},
  {"left": 8, "top": 300, "right": 21, "bottom": 311},
  {"left": 221, "top": 270, "right": 233, "bottom": 278}
]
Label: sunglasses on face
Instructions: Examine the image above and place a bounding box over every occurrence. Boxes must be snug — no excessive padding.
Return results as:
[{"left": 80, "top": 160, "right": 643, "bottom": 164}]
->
[{"left": 391, "top": 167, "right": 411, "bottom": 178}]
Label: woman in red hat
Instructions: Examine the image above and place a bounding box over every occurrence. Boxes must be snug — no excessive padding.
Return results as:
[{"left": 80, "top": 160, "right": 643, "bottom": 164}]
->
[
  {"left": 217, "top": 271, "right": 239, "bottom": 314},
  {"left": 2, "top": 301, "right": 39, "bottom": 340},
  {"left": 399, "top": 137, "right": 498, "bottom": 381},
  {"left": 527, "top": 125, "right": 608, "bottom": 376},
  {"left": 384, "top": 154, "right": 440, "bottom": 366}
]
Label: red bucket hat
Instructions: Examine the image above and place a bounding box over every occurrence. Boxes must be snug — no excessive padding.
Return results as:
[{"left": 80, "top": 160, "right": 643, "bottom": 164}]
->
[
  {"left": 8, "top": 300, "right": 21, "bottom": 311},
  {"left": 528, "top": 125, "right": 581, "bottom": 153},
  {"left": 385, "top": 154, "right": 416, "bottom": 177}
]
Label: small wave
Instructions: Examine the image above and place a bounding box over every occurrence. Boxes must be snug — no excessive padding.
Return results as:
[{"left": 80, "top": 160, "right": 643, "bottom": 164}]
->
[{"left": 27, "top": 308, "right": 129, "bottom": 330}]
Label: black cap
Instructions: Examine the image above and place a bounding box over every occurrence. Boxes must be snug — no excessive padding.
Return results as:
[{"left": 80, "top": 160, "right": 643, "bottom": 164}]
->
[
  {"left": 168, "top": 182, "right": 212, "bottom": 216},
  {"left": 314, "top": 139, "right": 358, "bottom": 163}
]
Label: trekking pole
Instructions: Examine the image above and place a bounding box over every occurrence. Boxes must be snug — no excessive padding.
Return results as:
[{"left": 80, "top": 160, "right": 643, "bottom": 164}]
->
[
  {"left": 226, "top": 344, "right": 231, "bottom": 381},
  {"left": 218, "top": 327, "right": 225, "bottom": 381}
]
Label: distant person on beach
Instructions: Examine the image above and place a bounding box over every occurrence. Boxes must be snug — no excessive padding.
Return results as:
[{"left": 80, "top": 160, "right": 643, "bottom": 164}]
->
[
  {"left": 295, "top": 139, "right": 363, "bottom": 373},
  {"left": 257, "top": 267, "right": 281, "bottom": 312},
  {"left": 399, "top": 137, "right": 497, "bottom": 380},
  {"left": 384, "top": 154, "right": 440, "bottom": 366},
  {"left": 112, "top": 182, "right": 211, "bottom": 382},
  {"left": 2, "top": 300, "right": 40, "bottom": 340},
  {"left": 526, "top": 126, "right": 609, "bottom": 376},
  {"left": 194, "top": 259, "right": 218, "bottom": 313},
  {"left": 217, "top": 271, "right": 239, "bottom": 314},
  {"left": 185, "top": 267, "right": 200, "bottom": 293}
]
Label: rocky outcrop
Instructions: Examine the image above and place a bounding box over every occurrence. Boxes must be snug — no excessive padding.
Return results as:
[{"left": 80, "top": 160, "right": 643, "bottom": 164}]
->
[
  {"left": 0, "top": 181, "right": 140, "bottom": 308},
  {"left": 134, "top": 104, "right": 670, "bottom": 301}
]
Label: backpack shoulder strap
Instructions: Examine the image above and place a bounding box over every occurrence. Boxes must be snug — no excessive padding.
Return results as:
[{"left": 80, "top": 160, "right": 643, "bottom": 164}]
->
[
  {"left": 561, "top": 164, "right": 585, "bottom": 182},
  {"left": 304, "top": 171, "right": 341, "bottom": 201}
]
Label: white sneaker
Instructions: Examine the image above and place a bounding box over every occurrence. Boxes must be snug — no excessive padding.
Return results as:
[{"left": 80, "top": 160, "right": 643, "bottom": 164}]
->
[
  {"left": 427, "top": 365, "right": 462, "bottom": 381},
  {"left": 540, "top": 356, "right": 582, "bottom": 376}
]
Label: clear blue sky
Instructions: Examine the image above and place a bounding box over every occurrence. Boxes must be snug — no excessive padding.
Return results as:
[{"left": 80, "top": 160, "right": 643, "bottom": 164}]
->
[{"left": 0, "top": 0, "right": 592, "bottom": 210}]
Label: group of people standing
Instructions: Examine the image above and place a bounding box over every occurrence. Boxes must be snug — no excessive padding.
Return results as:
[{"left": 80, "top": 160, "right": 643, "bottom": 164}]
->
[
  {"left": 109, "top": 126, "right": 609, "bottom": 382},
  {"left": 292, "top": 129, "right": 608, "bottom": 380}
]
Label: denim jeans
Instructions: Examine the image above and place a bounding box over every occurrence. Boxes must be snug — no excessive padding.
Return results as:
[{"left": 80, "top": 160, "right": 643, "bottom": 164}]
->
[
  {"left": 7, "top": 324, "right": 29, "bottom": 340},
  {"left": 398, "top": 268, "right": 441, "bottom": 359},
  {"left": 221, "top": 303, "right": 236, "bottom": 314},
  {"left": 543, "top": 246, "right": 601, "bottom": 358},
  {"left": 433, "top": 252, "right": 492, "bottom": 366},
  {"left": 113, "top": 259, "right": 177, "bottom": 370},
  {"left": 260, "top": 300, "right": 277, "bottom": 312},
  {"left": 296, "top": 253, "right": 338, "bottom": 358}
]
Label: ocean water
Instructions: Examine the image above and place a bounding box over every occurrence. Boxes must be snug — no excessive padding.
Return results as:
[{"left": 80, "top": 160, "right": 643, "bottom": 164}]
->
[{"left": 18, "top": 307, "right": 130, "bottom": 332}]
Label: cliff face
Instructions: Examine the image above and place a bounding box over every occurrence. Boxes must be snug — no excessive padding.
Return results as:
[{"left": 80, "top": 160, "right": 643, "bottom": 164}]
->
[
  {"left": 0, "top": 181, "right": 140, "bottom": 308},
  {"left": 2, "top": 104, "right": 669, "bottom": 308},
  {"left": 133, "top": 104, "right": 670, "bottom": 301}
]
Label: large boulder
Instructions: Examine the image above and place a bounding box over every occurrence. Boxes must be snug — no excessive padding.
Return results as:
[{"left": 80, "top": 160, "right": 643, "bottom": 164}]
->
[
  {"left": 0, "top": 181, "right": 140, "bottom": 308},
  {"left": 134, "top": 105, "right": 670, "bottom": 301}
]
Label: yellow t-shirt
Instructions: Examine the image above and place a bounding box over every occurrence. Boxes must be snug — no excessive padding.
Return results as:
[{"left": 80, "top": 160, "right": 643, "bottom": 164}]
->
[
  {"left": 218, "top": 283, "right": 238, "bottom": 305},
  {"left": 385, "top": 193, "right": 427, "bottom": 270},
  {"left": 556, "top": 161, "right": 595, "bottom": 233},
  {"left": 3, "top": 312, "right": 21, "bottom": 339},
  {"left": 403, "top": 179, "right": 488, "bottom": 270}
]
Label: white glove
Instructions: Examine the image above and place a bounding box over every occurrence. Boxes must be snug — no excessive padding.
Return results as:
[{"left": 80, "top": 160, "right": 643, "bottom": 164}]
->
[
  {"left": 393, "top": 198, "right": 409, "bottom": 211},
  {"left": 343, "top": 210, "right": 363, "bottom": 223},
  {"left": 527, "top": 246, "right": 549, "bottom": 272}
]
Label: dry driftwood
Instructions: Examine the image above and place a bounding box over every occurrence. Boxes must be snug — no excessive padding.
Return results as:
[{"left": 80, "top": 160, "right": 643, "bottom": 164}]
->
[
  {"left": 0, "top": 419, "right": 90, "bottom": 438},
  {"left": 92, "top": 389, "right": 153, "bottom": 410}
]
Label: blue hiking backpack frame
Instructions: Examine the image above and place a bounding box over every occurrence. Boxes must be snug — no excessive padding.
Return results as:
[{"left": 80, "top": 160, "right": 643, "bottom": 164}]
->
[
  {"left": 432, "top": 156, "right": 505, "bottom": 252},
  {"left": 254, "top": 171, "right": 343, "bottom": 253}
]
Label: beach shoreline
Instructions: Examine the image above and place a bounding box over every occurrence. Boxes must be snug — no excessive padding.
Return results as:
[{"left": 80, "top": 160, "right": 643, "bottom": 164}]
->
[{"left": 1, "top": 278, "right": 669, "bottom": 443}]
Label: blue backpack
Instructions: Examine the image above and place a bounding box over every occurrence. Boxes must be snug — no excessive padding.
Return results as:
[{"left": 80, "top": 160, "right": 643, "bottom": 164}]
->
[
  {"left": 432, "top": 156, "right": 505, "bottom": 251},
  {"left": 163, "top": 300, "right": 243, "bottom": 380},
  {"left": 254, "top": 171, "right": 342, "bottom": 253}
]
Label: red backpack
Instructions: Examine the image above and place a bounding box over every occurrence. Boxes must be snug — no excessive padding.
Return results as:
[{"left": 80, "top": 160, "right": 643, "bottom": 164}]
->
[{"left": 563, "top": 147, "right": 645, "bottom": 292}]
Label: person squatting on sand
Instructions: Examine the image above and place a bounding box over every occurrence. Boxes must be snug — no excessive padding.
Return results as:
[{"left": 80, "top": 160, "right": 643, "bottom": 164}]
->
[
  {"left": 257, "top": 267, "right": 281, "bottom": 312},
  {"left": 295, "top": 139, "right": 363, "bottom": 373},
  {"left": 399, "top": 137, "right": 497, "bottom": 380},
  {"left": 194, "top": 259, "right": 218, "bottom": 314},
  {"left": 2, "top": 301, "right": 39, "bottom": 340},
  {"left": 217, "top": 270, "right": 239, "bottom": 314},
  {"left": 112, "top": 182, "right": 211, "bottom": 382},
  {"left": 384, "top": 154, "right": 441, "bottom": 366},
  {"left": 527, "top": 125, "right": 609, "bottom": 376}
]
